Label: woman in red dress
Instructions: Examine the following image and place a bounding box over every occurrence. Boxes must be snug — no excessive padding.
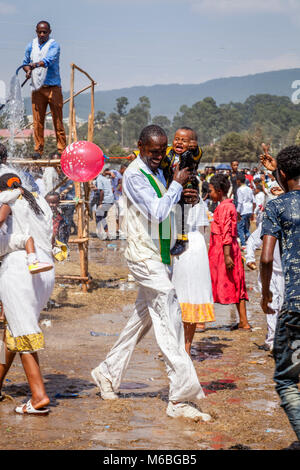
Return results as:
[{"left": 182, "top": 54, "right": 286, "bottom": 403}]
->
[{"left": 208, "top": 174, "right": 251, "bottom": 330}]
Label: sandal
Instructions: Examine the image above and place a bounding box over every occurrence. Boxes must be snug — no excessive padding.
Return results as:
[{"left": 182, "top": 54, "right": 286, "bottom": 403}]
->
[
  {"left": 230, "top": 323, "right": 252, "bottom": 331},
  {"left": 15, "top": 399, "right": 49, "bottom": 415}
]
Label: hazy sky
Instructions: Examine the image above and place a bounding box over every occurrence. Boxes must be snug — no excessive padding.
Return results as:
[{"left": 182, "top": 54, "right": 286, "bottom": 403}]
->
[{"left": 1, "top": 0, "right": 300, "bottom": 97}]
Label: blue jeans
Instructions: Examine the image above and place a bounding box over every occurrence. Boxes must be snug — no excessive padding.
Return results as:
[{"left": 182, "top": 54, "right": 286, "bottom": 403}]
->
[
  {"left": 273, "top": 310, "right": 300, "bottom": 440},
  {"left": 237, "top": 213, "right": 251, "bottom": 246}
]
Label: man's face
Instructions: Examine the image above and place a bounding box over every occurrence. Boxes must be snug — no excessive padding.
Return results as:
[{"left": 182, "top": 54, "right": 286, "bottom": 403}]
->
[
  {"left": 172, "top": 129, "right": 191, "bottom": 155},
  {"left": 138, "top": 135, "right": 168, "bottom": 172},
  {"left": 36, "top": 23, "right": 51, "bottom": 44},
  {"left": 231, "top": 161, "right": 239, "bottom": 173}
]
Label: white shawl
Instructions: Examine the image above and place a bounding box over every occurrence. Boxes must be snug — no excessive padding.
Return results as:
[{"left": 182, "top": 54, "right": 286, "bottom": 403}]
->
[{"left": 30, "top": 37, "right": 55, "bottom": 91}]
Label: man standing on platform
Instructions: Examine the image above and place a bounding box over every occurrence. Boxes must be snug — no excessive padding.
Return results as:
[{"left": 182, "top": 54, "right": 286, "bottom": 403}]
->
[{"left": 22, "top": 21, "right": 66, "bottom": 158}]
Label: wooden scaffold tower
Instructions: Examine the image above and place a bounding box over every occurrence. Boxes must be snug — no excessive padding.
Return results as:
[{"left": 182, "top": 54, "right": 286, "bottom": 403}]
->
[{"left": 11, "top": 63, "right": 97, "bottom": 293}]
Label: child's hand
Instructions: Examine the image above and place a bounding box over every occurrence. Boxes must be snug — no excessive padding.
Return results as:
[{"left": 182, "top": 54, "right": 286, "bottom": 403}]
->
[
  {"left": 247, "top": 262, "right": 257, "bottom": 270},
  {"left": 271, "top": 186, "right": 284, "bottom": 197},
  {"left": 182, "top": 188, "right": 199, "bottom": 205},
  {"left": 188, "top": 140, "right": 198, "bottom": 152},
  {"left": 225, "top": 254, "right": 234, "bottom": 270},
  {"left": 173, "top": 163, "right": 191, "bottom": 187}
]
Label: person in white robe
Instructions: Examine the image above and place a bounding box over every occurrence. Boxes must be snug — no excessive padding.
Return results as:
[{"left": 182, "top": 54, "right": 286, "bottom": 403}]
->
[
  {"left": 246, "top": 223, "right": 284, "bottom": 350},
  {"left": 0, "top": 173, "right": 54, "bottom": 414},
  {"left": 91, "top": 125, "right": 212, "bottom": 422}
]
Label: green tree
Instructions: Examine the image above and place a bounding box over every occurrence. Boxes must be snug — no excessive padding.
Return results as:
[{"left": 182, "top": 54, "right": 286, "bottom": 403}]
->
[
  {"left": 115, "top": 97, "right": 129, "bottom": 117},
  {"left": 173, "top": 97, "right": 221, "bottom": 145},
  {"left": 107, "top": 143, "right": 128, "bottom": 159},
  {"left": 152, "top": 115, "right": 172, "bottom": 139},
  {"left": 218, "top": 132, "right": 256, "bottom": 162},
  {"left": 94, "top": 127, "right": 119, "bottom": 149},
  {"left": 95, "top": 110, "right": 106, "bottom": 127}
]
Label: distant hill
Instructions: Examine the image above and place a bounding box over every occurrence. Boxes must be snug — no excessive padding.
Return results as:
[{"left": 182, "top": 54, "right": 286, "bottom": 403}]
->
[{"left": 24, "top": 68, "right": 300, "bottom": 120}]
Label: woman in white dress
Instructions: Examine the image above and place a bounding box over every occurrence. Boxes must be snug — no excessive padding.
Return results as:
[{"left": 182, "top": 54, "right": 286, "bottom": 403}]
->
[
  {"left": 0, "top": 173, "right": 54, "bottom": 414},
  {"left": 172, "top": 198, "right": 215, "bottom": 356}
]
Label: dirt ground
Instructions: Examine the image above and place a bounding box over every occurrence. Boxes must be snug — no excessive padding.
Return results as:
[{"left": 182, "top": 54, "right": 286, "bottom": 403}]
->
[{"left": 0, "top": 233, "right": 297, "bottom": 451}]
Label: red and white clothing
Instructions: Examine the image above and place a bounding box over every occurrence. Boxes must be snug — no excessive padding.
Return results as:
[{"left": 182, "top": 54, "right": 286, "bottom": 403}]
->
[
  {"left": 208, "top": 199, "right": 248, "bottom": 304},
  {"left": 96, "top": 156, "right": 206, "bottom": 402}
]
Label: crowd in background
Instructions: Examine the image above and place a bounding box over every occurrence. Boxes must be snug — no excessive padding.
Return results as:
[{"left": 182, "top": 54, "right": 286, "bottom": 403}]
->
[
  {"left": 23, "top": 153, "right": 283, "bottom": 252},
  {"left": 0, "top": 140, "right": 283, "bottom": 257}
]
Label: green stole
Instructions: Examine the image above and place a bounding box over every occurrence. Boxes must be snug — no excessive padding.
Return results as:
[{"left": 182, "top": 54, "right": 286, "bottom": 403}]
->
[{"left": 140, "top": 169, "right": 171, "bottom": 265}]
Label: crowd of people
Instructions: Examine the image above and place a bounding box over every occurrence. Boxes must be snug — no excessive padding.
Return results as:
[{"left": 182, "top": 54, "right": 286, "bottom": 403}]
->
[
  {"left": 0, "top": 124, "right": 299, "bottom": 449},
  {"left": 0, "top": 18, "right": 298, "bottom": 449}
]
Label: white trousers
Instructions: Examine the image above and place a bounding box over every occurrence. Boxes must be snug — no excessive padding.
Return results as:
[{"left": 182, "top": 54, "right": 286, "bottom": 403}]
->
[
  {"left": 265, "top": 310, "right": 279, "bottom": 350},
  {"left": 258, "top": 271, "right": 284, "bottom": 351},
  {"left": 98, "top": 258, "right": 205, "bottom": 402}
]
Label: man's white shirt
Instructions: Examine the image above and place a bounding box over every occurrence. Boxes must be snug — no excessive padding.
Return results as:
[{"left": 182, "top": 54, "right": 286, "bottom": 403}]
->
[{"left": 122, "top": 156, "right": 183, "bottom": 222}]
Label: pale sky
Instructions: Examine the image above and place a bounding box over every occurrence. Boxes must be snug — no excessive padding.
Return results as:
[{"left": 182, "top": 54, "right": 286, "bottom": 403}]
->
[{"left": 1, "top": 0, "right": 300, "bottom": 97}]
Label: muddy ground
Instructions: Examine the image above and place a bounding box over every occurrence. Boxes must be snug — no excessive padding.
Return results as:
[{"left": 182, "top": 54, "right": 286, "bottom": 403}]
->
[{"left": 0, "top": 231, "right": 296, "bottom": 451}]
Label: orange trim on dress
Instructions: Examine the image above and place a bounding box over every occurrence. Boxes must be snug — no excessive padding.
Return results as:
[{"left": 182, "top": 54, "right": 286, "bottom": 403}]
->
[{"left": 180, "top": 302, "right": 215, "bottom": 324}]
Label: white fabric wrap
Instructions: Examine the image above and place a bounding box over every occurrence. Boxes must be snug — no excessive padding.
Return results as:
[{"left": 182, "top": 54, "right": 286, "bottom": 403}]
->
[
  {"left": 30, "top": 37, "right": 55, "bottom": 90},
  {"left": 123, "top": 158, "right": 176, "bottom": 264}
]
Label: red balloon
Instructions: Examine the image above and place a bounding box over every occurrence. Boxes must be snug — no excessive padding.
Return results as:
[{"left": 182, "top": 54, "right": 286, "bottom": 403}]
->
[{"left": 61, "top": 141, "right": 104, "bottom": 182}]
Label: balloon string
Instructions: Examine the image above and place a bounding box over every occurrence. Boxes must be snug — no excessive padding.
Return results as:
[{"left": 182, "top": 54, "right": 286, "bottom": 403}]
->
[{"left": 106, "top": 156, "right": 132, "bottom": 159}]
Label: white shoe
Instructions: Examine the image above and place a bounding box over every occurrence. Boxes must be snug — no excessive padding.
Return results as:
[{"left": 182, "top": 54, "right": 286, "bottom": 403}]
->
[
  {"left": 91, "top": 367, "right": 118, "bottom": 400},
  {"left": 107, "top": 234, "right": 116, "bottom": 240},
  {"left": 166, "top": 402, "right": 212, "bottom": 422}
]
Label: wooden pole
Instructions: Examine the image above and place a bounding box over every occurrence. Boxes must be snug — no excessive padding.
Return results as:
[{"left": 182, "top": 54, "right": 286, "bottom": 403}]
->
[
  {"left": 82, "top": 81, "right": 95, "bottom": 291},
  {"left": 73, "top": 64, "right": 96, "bottom": 84},
  {"left": 56, "top": 275, "right": 89, "bottom": 281},
  {"left": 9, "top": 159, "right": 61, "bottom": 166},
  {"left": 72, "top": 106, "right": 77, "bottom": 142},
  {"left": 68, "top": 64, "right": 75, "bottom": 145},
  {"left": 68, "top": 64, "right": 88, "bottom": 293},
  {"left": 21, "top": 83, "right": 95, "bottom": 131}
]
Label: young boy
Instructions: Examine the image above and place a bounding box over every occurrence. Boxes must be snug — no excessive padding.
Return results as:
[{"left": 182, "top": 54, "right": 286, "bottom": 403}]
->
[
  {"left": 45, "top": 191, "right": 69, "bottom": 261},
  {"left": 236, "top": 172, "right": 255, "bottom": 249},
  {"left": 260, "top": 145, "right": 300, "bottom": 447},
  {"left": 45, "top": 191, "right": 69, "bottom": 244},
  {"left": 130, "top": 127, "right": 202, "bottom": 255}
]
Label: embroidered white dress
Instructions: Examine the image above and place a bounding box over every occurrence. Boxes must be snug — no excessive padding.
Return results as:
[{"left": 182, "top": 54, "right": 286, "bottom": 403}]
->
[{"left": 172, "top": 200, "right": 215, "bottom": 323}]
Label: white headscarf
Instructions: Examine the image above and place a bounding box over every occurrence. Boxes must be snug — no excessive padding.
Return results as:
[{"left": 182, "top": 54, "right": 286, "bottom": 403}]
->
[{"left": 30, "top": 37, "right": 55, "bottom": 91}]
